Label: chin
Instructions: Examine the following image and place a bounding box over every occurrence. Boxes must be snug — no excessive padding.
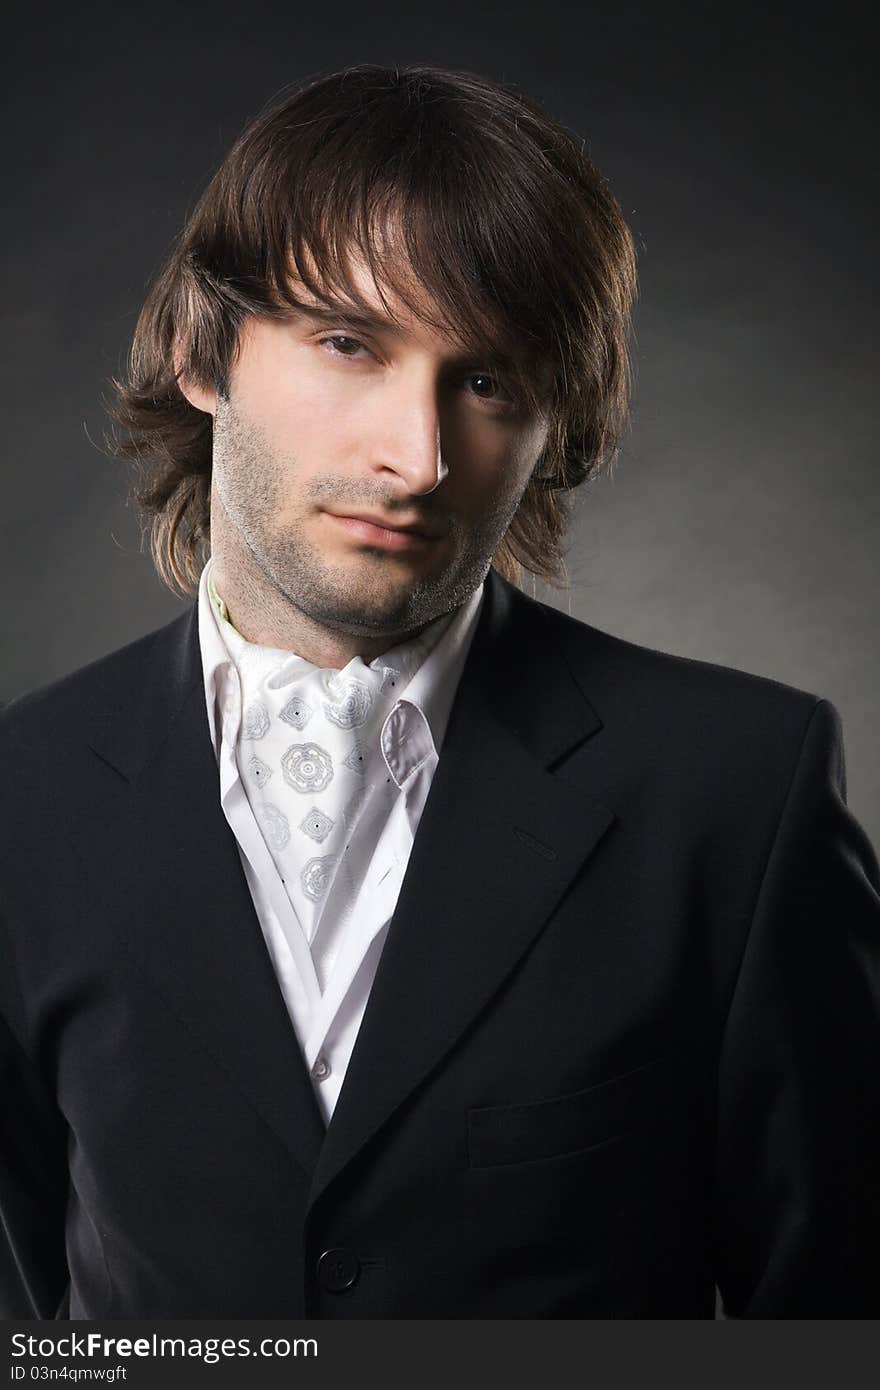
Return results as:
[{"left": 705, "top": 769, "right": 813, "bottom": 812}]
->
[{"left": 300, "top": 577, "right": 448, "bottom": 638}]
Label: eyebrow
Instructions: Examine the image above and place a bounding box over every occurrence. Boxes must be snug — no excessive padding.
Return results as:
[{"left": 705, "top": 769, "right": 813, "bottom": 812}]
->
[{"left": 289, "top": 301, "right": 407, "bottom": 336}]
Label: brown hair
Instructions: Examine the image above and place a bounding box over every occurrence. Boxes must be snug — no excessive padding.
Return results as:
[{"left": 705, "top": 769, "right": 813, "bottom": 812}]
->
[{"left": 108, "top": 63, "right": 637, "bottom": 596}]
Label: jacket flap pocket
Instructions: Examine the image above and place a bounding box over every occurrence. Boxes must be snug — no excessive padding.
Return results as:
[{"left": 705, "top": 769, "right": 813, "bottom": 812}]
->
[{"left": 467, "top": 1055, "right": 670, "bottom": 1169}]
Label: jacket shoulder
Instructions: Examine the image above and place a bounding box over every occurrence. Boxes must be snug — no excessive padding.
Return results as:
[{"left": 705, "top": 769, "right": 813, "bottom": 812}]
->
[
  {"left": 1, "top": 608, "right": 194, "bottom": 747},
  {"left": 528, "top": 592, "right": 825, "bottom": 725}
]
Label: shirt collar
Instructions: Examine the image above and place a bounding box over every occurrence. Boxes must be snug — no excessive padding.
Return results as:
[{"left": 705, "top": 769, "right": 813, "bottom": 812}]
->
[{"left": 197, "top": 557, "right": 484, "bottom": 768}]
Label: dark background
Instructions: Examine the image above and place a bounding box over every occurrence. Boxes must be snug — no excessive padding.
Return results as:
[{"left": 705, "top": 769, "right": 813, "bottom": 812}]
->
[{"left": 4, "top": 2, "right": 878, "bottom": 843}]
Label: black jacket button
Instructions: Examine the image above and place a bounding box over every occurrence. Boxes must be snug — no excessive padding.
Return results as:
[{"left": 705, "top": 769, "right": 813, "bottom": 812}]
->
[{"left": 317, "top": 1247, "right": 361, "bottom": 1292}]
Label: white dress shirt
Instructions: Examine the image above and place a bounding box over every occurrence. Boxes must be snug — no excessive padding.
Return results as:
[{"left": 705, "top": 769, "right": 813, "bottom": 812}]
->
[{"left": 197, "top": 559, "right": 484, "bottom": 1125}]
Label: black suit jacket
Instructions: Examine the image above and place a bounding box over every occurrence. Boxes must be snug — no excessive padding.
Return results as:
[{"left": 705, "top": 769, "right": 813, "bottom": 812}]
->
[{"left": 2, "top": 570, "right": 879, "bottom": 1319}]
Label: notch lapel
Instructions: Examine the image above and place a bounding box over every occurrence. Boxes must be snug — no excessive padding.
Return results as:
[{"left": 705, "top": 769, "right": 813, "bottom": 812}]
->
[
  {"left": 69, "top": 606, "right": 327, "bottom": 1182},
  {"left": 309, "top": 572, "right": 616, "bottom": 1207}
]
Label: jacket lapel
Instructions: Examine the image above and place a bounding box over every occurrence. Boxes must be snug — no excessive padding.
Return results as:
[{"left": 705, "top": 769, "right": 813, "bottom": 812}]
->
[
  {"left": 69, "top": 606, "right": 327, "bottom": 1182},
  {"left": 308, "top": 572, "right": 616, "bottom": 1207}
]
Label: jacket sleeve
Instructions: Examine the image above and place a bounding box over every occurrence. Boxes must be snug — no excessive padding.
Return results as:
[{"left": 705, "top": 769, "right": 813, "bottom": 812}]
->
[
  {"left": 0, "top": 927, "right": 70, "bottom": 1319},
  {"left": 714, "top": 697, "right": 880, "bottom": 1316}
]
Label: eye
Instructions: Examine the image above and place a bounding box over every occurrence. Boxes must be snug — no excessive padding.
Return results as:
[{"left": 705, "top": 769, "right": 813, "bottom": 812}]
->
[
  {"left": 320, "top": 334, "right": 368, "bottom": 358},
  {"left": 465, "top": 371, "right": 514, "bottom": 407}
]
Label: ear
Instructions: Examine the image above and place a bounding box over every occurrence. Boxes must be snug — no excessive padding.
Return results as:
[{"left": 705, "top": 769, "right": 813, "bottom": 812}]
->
[{"left": 173, "top": 336, "right": 218, "bottom": 417}]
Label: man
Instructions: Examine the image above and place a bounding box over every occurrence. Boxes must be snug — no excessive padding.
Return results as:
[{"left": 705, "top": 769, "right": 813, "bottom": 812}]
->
[{"left": 2, "top": 64, "right": 879, "bottom": 1321}]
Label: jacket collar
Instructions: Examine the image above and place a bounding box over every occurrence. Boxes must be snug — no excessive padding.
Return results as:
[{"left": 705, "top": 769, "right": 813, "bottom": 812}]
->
[{"left": 87, "top": 568, "right": 600, "bottom": 783}]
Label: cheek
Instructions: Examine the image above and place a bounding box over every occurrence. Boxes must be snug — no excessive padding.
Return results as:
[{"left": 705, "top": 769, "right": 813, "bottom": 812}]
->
[
  {"left": 243, "top": 375, "right": 369, "bottom": 478},
  {"left": 244, "top": 385, "right": 359, "bottom": 482},
  {"left": 245, "top": 379, "right": 324, "bottom": 445},
  {"left": 241, "top": 338, "right": 356, "bottom": 453},
  {"left": 452, "top": 429, "right": 544, "bottom": 513}
]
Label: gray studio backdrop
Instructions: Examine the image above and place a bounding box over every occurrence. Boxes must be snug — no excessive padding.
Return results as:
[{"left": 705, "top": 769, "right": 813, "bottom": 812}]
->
[{"left": 4, "top": 3, "right": 878, "bottom": 847}]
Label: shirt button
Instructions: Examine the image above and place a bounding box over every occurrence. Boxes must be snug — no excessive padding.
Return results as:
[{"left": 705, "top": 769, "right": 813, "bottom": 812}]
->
[{"left": 311, "top": 1055, "right": 331, "bottom": 1081}]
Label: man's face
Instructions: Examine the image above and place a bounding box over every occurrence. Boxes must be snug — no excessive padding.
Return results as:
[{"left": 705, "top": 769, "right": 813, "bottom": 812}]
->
[{"left": 205, "top": 258, "right": 550, "bottom": 640}]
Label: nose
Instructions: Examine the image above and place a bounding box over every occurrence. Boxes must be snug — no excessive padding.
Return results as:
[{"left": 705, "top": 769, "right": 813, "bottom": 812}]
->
[{"left": 368, "top": 368, "right": 450, "bottom": 495}]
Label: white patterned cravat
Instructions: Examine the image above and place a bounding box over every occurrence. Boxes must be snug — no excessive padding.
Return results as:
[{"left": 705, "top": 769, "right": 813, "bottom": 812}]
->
[{"left": 206, "top": 564, "right": 448, "bottom": 964}]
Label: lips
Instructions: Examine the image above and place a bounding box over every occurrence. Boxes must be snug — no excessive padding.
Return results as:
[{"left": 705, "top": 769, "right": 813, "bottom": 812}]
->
[
  {"left": 325, "top": 509, "right": 440, "bottom": 538},
  {"left": 322, "top": 510, "right": 443, "bottom": 553}
]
